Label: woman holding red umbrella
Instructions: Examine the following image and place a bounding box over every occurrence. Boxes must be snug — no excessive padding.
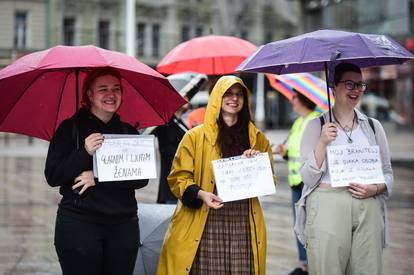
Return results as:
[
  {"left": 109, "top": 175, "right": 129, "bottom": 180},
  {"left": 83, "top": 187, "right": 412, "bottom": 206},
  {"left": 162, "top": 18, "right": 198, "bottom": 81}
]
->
[{"left": 45, "top": 67, "right": 148, "bottom": 275}]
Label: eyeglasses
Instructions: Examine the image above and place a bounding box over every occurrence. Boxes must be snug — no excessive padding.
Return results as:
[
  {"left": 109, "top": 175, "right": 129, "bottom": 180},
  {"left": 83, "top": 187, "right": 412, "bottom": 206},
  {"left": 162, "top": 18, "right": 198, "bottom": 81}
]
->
[{"left": 338, "top": 80, "right": 367, "bottom": 92}]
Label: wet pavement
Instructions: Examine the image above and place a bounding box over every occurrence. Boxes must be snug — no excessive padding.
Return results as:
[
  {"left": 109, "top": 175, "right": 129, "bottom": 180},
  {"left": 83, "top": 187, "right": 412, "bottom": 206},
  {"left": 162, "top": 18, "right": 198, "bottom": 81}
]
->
[{"left": 0, "top": 133, "right": 413, "bottom": 275}]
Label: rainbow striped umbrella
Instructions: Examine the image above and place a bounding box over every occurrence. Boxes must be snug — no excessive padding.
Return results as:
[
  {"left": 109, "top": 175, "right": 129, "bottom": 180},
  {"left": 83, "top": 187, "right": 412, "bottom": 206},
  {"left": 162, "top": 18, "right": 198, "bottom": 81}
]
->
[{"left": 266, "top": 72, "right": 333, "bottom": 112}]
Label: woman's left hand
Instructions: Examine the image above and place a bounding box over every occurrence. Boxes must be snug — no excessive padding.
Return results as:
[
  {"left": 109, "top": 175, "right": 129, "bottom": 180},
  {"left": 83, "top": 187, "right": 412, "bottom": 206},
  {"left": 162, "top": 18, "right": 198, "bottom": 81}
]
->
[
  {"left": 348, "top": 183, "right": 378, "bottom": 199},
  {"left": 73, "top": 171, "right": 96, "bottom": 195},
  {"left": 243, "top": 149, "right": 261, "bottom": 157}
]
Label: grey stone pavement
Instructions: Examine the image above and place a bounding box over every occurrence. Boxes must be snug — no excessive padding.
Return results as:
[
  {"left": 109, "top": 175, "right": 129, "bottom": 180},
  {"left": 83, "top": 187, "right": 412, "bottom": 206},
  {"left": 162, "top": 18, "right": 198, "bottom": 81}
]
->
[{"left": 0, "top": 126, "right": 413, "bottom": 275}]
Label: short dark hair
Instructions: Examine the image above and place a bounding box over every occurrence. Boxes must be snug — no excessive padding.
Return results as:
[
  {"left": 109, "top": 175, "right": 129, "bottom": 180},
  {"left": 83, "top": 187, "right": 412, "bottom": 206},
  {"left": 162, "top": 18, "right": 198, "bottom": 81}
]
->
[
  {"left": 334, "top": 63, "right": 362, "bottom": 86},
  {"left": 295, "top": 90, "right": 316, "bottom": 111},
  {"left": 81, "top": 67, "right": 122, "bottom": 109}
]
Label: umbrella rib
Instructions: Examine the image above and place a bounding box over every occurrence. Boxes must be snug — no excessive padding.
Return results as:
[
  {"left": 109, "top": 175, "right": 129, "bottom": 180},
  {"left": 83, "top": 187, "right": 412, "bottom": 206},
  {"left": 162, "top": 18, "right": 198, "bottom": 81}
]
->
[
  {"left": 0, "top": 70, "right": 48, "bottom": 125},
  {"left": 356, "top": 34, "right": 377, "bottom": 60},
  {"left": 122, "top": 76, "right": 167, "bottom": 124},
  {"left": 53, "top": 70, "right": 73, "bottom": 132}
]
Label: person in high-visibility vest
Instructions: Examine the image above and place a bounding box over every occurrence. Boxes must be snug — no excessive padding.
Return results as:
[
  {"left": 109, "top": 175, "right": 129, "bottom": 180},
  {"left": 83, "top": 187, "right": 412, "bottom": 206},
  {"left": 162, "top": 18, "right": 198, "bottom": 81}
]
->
[{"left": 275, "top": 91, "right": 319, "bottom": 275}]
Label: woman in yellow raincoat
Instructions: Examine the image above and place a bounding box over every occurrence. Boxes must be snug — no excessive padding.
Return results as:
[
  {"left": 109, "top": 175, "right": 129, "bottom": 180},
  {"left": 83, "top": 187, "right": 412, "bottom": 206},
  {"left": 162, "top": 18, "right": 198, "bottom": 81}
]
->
[{"left": 157, "top": 75, "right": 276, "bottom": 275}]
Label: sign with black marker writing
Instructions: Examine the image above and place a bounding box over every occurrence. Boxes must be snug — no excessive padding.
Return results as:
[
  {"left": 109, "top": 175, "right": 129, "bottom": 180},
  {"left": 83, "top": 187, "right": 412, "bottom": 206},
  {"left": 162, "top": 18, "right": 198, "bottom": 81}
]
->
[
  {"left": 94, "top": 134, "right": 157, "bottom": 182},
  {"left": 212, "top": 153, "right": 275, "bottom": 202},
  {"left": 327, "top": 145, "right": 385, "bottom": 187}
]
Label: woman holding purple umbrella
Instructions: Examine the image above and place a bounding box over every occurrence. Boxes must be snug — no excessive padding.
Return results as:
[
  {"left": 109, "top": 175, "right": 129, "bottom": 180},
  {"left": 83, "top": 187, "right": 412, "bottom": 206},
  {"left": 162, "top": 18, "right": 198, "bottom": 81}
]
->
[
  {"left": 45, "top": 67, "right": 148, "bottom": 275},
  {"left": 296, "top": 63, "right": 393, "bottom": 275}
]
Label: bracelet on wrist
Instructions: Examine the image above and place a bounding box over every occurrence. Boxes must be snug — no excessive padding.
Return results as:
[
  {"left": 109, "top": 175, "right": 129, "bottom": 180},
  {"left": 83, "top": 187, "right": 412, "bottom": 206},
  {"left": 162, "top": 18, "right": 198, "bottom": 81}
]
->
[{"left": 375, "top": 184, "right": 379, "bottom": 196}]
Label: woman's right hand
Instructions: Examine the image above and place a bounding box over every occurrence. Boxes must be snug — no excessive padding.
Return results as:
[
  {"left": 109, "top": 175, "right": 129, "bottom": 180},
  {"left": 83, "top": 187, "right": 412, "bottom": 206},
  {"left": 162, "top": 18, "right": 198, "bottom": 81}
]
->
[
  {"left": 197, "top": 190, "right": 224, "bottom": 209},
  {"left": 274, "top": 144, "right": 286, "bottom": 156},
  {"left": 84, "top": 133, "right": 104, "bottom": 155},
  {"left": 73, "top": 171, "right": 96, "bottom": 195},
  {"left": 319, "top": 122, "right": 338, "bottom": 146}
]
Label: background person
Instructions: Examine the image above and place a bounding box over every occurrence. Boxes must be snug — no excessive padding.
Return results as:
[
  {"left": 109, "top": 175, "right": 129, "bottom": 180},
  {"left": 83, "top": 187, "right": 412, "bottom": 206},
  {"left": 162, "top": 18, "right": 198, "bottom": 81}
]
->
[
  {"left": 157, "top": 75, "right": 276, "bottom": 275},
  {"left": 153, "top": 72, "right": 206, "bottom": 204},
  {"left": 296, "top": 63, "right": 393, "bottom": 275},
  {"left": 275, "top": 91, "right": 319, "bottom": 275},
  {"left": 45, "top": 67, "right": 148, "bottom": 275},
  {"left": 153, "top": 96, "right": 190, "bottom": 204}
]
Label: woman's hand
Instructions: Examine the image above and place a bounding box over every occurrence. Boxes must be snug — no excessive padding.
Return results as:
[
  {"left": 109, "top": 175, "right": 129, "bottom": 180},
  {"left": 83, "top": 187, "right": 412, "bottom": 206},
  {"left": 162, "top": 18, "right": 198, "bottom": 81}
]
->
[
  {"left": 197, "top": 190, "right": 223, "bottom": 209},
  {"left": 348, "top": 183, "right": 381, "bottom": 199},
  {"left": 319, "top": 122, "right": 338, "bottom": 146},
  {"left": 73, "top": 171, "right": 96, "bottom": 195},
  {"left": 84, "top": 133, "right": 104, "bottom": 155},
  {"left": 274, "top": 144, "right": 286, "bottom": 156},
  {"left": 243, "top": 149, "right": 261, "bottom": 157}
]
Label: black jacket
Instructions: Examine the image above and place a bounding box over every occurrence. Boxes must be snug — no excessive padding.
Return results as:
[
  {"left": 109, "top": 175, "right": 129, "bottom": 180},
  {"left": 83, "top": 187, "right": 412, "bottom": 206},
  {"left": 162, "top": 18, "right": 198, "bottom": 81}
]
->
[
  {"left": 153, "top": 116, "right": 187, "bottom": 203},
  {"left": 45, "top": 108, "right": 148, "bottom": 224}
]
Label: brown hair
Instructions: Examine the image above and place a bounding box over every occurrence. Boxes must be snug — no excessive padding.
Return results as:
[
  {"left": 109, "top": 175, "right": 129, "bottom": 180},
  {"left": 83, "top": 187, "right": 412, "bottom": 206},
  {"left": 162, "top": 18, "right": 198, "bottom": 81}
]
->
[
  {"left": 295, "top": 90, "right": 316, "bottom": 111},
  {"left": 217, "top": 84, "right": 251, "bottom": 158},
  {"left": 334, "top": 63, "right": 362, "bottom": 86},
  {"left": 81, "top": 67, "right": 122, "bottom": 109}
]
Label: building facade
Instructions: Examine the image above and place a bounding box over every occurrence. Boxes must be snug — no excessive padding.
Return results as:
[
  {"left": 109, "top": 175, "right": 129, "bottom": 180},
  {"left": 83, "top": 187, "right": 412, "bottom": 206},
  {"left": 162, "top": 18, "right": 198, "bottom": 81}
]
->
[{"left": 0, "top": 0, "right": 300, "bottom": 131}]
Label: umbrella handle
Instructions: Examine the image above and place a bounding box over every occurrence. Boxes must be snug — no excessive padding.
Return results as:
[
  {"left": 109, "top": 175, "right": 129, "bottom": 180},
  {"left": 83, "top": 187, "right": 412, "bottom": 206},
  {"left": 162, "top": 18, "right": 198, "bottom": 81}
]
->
[
  {"left": 324, "top": 62, "right": 333, "bottom": 122},
  {"left": 325, "top": 51, "right": 341, "bottom": 122},
  {"left": 75, "top": 69, "right": 80, "bottom": 150}
]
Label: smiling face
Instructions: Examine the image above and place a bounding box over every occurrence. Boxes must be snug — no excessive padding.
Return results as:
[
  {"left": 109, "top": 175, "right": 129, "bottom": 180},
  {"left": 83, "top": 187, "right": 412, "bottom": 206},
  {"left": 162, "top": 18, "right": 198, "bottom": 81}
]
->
[
  {"left": 221, "top": 84, "right": 244, "bottom": 118},
  {"left": 334, "top": 71, "right": 364, "bottom": 110},
  {"left": 88, "top": 74, "right": 122, "bottom": 120}
]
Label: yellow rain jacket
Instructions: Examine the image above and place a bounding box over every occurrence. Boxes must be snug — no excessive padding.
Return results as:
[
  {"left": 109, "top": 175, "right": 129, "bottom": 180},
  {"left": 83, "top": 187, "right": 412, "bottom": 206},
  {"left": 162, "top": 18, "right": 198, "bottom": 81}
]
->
[{"left": 157, "top": 75, "right": 277, "bottom": 275}]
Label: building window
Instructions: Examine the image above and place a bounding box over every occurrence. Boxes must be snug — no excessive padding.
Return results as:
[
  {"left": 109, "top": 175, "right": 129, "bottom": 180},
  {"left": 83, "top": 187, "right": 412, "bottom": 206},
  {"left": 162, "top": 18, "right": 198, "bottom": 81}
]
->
[
  {"left": 63, "top": 17, "right": 75, "bottom": 45},
  {"left": 14, "top": 11, "right": 27, "bottom": 49},
  {"left": 98, "top": 20, "right": 110, "bottom": 49},
  {"left": 241, "top": 30, "right": 248, "bottom": 40},
  {"left": 264, "top": 31, "right": 273, "bottom": 44},
  {"left": 137, "top": 23, "right": 146, "bottom": 56},
  {"left": 152, "top": 24, "right": 160, "bottom": 57},
  {"left": 195, "top": 26, "right": 203, "bottom": 37},
  {"left": 181, "top": 25, "right": 190, "bottom": 42}
]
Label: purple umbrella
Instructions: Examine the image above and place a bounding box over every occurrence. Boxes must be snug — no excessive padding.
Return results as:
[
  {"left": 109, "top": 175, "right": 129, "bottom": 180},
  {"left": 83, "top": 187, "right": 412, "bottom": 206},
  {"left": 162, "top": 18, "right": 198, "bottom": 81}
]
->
[{"left": 237, "top": 29, "right": 414, "bottom": 120}]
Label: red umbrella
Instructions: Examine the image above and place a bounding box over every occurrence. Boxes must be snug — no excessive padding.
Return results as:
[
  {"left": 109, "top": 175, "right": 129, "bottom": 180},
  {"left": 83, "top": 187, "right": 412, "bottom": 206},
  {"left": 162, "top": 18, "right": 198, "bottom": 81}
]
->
[
  {"left": 0, "top": 45, "right": 186, "bottom": 141},
  {"left": 157, "top": 35, "right": 257, "bottom": 75}
]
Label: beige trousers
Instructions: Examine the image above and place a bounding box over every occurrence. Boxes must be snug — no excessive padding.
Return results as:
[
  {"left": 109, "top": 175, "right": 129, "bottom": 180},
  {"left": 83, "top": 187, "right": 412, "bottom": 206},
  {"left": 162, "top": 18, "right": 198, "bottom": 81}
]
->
[{"left": 305, "top": 187, "right": 384, "bottom": 275}]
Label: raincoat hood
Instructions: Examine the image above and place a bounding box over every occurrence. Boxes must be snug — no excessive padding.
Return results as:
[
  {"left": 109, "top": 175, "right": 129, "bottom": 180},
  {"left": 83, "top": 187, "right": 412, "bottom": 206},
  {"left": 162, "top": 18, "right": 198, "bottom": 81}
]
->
[{"left": 204, "top": 75, "right": 252, "bottom": 144}]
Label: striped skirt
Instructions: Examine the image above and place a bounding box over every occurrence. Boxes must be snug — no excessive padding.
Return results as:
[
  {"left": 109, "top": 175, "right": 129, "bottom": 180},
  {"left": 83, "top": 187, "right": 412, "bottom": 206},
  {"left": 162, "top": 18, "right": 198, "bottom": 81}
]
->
[{"left": 190, "top": 199, "right": 254, "bottom": 275}]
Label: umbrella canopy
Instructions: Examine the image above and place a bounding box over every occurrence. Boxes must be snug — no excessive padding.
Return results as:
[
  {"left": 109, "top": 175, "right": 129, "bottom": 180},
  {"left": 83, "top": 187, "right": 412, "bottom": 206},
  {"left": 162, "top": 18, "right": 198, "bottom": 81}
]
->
[
  {"left": 238, "top": 29, "right": 414, "bottom": 120},
  {"left": 157, "top": 35, "right": 257, "bottom": 75},
  {"left": 133, "top": 203, "right": 175, "bottom": 275},
  {"left": 0, "top": 45, "right": 186, "bottom": 141},
  {"left": 266, "top": 73, "right": 333, "bottom": 111},
  {"left": 238, "top": 29, "right": 414, "bottom": 75},
  {"left": 167, "top": 72, "right": 207, "bottom": 100}
]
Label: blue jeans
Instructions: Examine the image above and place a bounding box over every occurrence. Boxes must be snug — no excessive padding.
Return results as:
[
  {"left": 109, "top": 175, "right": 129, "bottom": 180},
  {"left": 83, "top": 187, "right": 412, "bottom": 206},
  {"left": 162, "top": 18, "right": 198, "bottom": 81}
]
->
[{"left": 291, "top": 182, "right": 307, "bottom": 263}]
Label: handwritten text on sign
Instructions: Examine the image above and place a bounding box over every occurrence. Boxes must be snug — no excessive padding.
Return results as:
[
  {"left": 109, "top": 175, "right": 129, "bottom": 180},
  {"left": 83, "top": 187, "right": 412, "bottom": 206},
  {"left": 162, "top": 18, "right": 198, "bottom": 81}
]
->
[
  {"left": 94, "top": 134, "right": 157, "bottom": 182},
  {"left": 327, "top": 145, "right": 385, "bottom": 187},
  {"left": 212, "top": 153, "right": 275, "bottom": 202}
]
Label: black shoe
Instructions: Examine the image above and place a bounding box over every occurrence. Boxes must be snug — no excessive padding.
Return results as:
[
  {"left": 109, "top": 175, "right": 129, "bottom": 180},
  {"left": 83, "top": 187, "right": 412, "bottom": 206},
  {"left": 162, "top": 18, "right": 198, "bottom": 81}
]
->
[{"left": 288, "top": 267, "right": 308, "bottom": 275}]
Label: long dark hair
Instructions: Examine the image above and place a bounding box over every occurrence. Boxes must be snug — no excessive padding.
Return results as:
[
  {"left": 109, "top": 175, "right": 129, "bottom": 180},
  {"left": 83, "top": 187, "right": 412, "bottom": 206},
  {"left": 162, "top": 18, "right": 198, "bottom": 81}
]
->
[{"left": 217, "top": 84, "right": 251, "bottom": 158}]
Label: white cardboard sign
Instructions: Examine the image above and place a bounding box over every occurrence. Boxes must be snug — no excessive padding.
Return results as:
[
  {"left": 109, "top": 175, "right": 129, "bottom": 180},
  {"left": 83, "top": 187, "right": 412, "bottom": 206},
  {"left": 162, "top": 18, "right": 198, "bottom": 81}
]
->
[
  {"left": 327, "top": 144, "right": 385, "bottom": 187},
  {"left": 93, "top": 134, "right": 157, "bottom": 182},
  {"left": 212, "top": 153, "right": 275, "bottom": 202}
]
